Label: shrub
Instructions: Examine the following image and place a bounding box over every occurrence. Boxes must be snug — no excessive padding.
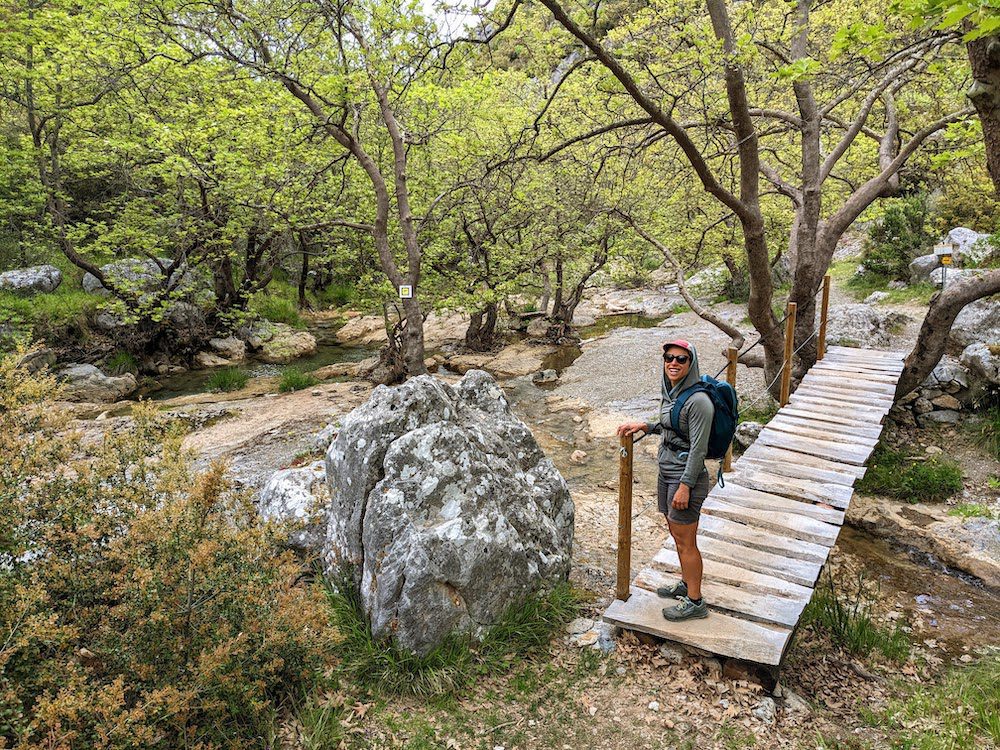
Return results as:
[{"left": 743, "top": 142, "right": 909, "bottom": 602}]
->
[
  {"left": 0, "top": 349, "right": 337, "bottom": 748},
  {"left": 251, "top": 283, "right": 306, "bottom": 329},
  {"left": 0, "top": 287, "right": 98, "bottom": 348},
  {"left": 323, "top": 578, "right": 579, "bottom": 698},
  {"left": 279, "top": 367, "right": 319, "bottom": 392},
  {"left": 860, "top": 196, "right": 935, "bottom": 281},
  {"left": 104, "top": 350, "right": 139, "bottom": 375},
  {"left": 968, "top": 403, "right": 1000, "bottom": 461},
  {"left": 856, "top": 445, "right": 963, "bottom": 502},
  {"left": 206, "top": 366, "right": 249, "bottom": 392},
  {"left": 803, "top": 569, "right": 909, "bottom": 661}
]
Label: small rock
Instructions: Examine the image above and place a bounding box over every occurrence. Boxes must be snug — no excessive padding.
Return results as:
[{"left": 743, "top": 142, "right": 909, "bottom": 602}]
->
[
  {"left": 863, "top": 291, "right": 890, "bottom": 305},
  {"left": 594, "top": 622, "right": 618, "bottom": 653},
  {"left": 208, "top": 335, "right": 246, "bottom": 362},
  {"left": 913, "top": 397, "right": 934, "bottom": 415},
  {"left": 193, "top": 351, "right": 232, "bottom": 368},
  {"left": 648, "top": 701, "right": 660, "bottom": 712},
  {"left": 888, "top": 280, "right": 907, "bottom": 290},
  {"left": 918, "top": 409, "right": 962, "bottom": 426},
  {"left": 735, "top": 421, "right": 764, "bottom": 450},
  {"left": 772, "top": 683, "right": 785, "bottom": 699},
  {"left": 925, "top": 446, "right": 942, "bottom": 455},
  {"left": 532, "top": 368, "right": 559, "bottom": 383},
  {"left": 576, "top": 631, "right": 599, "bottom": 647},
  {"left": 615, "top": 665, "right": 627, "bottom": 676},
  {"left": 783, "top": 689, "right": 811, "bottom": 715},
  {"left": 567, "top": 617, "right": 595, "bottom": 636},
  {"left": 930, "top": 394, "right": 962, "bottom": 411},
  {"left": 572, "top": 415, "right": 583, "bottom": 423},
  {"left": 657, "top": 643, "right": 685, "bottom": 665},
  {"left": 752, "top": 697, "right": 776, "bottom": 725},
  {"left": 570, "top": 449, "right": 588, "bottom": 463},
  {"left": 960, "top": 654, "right": 973, "bottom": 663},
  {"left": 703, "top": 657, "right": 722, "bottom": 677}
]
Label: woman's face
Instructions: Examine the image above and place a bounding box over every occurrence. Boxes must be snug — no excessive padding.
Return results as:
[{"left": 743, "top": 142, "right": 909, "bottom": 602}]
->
[{"left": 663, "top": 345, "right": 692, "bottom": 385}]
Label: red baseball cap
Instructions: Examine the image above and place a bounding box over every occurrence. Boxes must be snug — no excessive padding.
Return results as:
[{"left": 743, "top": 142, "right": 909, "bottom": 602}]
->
[{"left": 662, "top": 339, "right": 693, "bottom": 355}]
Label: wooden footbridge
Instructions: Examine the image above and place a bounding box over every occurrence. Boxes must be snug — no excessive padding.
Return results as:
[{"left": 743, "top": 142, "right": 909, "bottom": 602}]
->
[{"left": 603, "top": 292, "right": 907, "bottom": 669}]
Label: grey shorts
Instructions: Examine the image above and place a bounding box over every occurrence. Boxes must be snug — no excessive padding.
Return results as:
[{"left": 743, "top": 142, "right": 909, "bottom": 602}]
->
[{"left": 657, "top": 471, "right": 711, "bottom": 525}]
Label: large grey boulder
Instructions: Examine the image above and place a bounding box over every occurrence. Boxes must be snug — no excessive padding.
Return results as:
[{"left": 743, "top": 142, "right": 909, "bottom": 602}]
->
[
  {"left": 735, "top": 421, "right": 763, "bottom": 450},
  {"left": 909, "top": 254, "right": 940, "bottom": 282},
  {"left": 82, "top": 258, "right": 213, "bottom": 305},
  {"left": 259, "top": 461, "right": 329, "bottom": 549},
  {"left": 257, "top": 324, "right": 317, "bottom": 363},
  {"left": 57, "top": 363, "right": 137, "bottom": 402},
  {"left": 324, "top": 370, "right": 574, "bottom": 655},
  {"left": 929, "top": 267, "right": 981, "bottom": 287},
  {"left": 825, "top": 304, "right": 910, "bottom": 349},
  {"left": 950, "top": 296, "right": 1000, "bottom": 350},
  {"left": 922, "top": 356, "right": 970, "bottom": 395},
  {"left": 947, "top": 227, "right": 993, "bottom": 266},
  {"left": 208, "top": 335, "right": 246, "bottom": 362},
  {"left": 0, "top": 265, "right": 62, "bottom": 295},
  {"left": 960, "top": 343, "right": 1000, "bottom": 388}
]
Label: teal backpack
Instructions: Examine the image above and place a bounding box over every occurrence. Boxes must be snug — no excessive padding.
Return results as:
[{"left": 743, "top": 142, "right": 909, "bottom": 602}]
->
[{"left": 667, "top": 375, "right": 739, "bottom": 460}]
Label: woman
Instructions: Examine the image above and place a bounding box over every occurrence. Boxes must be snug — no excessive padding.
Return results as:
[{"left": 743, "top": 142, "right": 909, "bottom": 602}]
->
[{"left": 617, "top": 338, "right": 712, "bottom": 621}]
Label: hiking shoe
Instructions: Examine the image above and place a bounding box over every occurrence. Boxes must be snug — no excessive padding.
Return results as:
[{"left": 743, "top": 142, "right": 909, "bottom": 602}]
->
[
  {"left": 662, "top": 596, "right": 709, "bottom": 621},
  {"left": 656, "top": 580, "right": 688, "bottom": 599}
]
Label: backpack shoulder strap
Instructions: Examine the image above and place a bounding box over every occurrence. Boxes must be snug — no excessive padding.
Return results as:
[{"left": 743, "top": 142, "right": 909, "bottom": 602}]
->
[{"left": 669, "top": 382, "right": 709, "bottom": 438}]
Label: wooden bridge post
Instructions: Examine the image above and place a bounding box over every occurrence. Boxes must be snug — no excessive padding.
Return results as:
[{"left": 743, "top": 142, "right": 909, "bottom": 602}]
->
[
  {"left": 817, "top": 274, "right": 831, "bottom": 360},
  {"left": 616, "top": 433, "right": 634, "bottom": 602},
  {"left": 780, "top": 302, "right": 797, "bottom": 407},
  {"left": 723, "top": 346, "right": 738, "bottom": 472}
]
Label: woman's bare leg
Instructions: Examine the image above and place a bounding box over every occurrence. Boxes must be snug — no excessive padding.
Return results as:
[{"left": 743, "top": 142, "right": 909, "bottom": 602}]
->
[{"left": 668, "top": 519, "right": 703, "bottom": 600}]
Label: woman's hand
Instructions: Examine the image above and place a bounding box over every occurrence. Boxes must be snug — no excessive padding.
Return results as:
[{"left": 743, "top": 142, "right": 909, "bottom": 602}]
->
[
  {"left": 671, "top": 483, "right": 691, "bottom": 510},
  {"left": 616, "top": 422, "right": 647, "bottom": 438}
]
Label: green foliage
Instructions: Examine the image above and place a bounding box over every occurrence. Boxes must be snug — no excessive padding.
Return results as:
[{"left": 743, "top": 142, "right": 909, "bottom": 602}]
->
[
  {"left": 844, "top": 275, "right": 937, "bottom": 305},
  {"left": 888, "top": 654, "right": 1000, "bottom": 748},
  {"left": 0, "top": 350, "right": 337, "bottom": 748},
  {"left": 948, "top": 503, "right": 998, "bottom": 519},
  {"left": 931, "top": 168, "right": 1000, "bottom": 235},
  {"left": 323, "top": 578, "right": 580, "bottom": 698},
  {"left": 803, "top": 570, "right": 910, "bottom": 661},
  {"left": 861, "top": 196, "right": 935, "bottom": 281},
  {"left": 206, "top": 366, "right": 250, "bottom": 392},
  {"left": 967, "top": 404, "right": 1000, "bottom": 460},
  {"left": 315, "top": 282, "right": 356, "bottom": 308},
  {"left": 104, "top": 350, "right": 139, "bottom": 375},
  {"left": 857, "top": 445, "right": 964, "bottom": 502},
  {"left": 0, "top": 288, "right": 97, "bottom": 347},
  {"left": 279, "top": 367, "right": 319, "bottom": 392},
  {"left": 252, "top": 285, "right": 307, "bottom": 329},
  {"left": 740, "top": 400, "right": 778, "bottom": 426}
]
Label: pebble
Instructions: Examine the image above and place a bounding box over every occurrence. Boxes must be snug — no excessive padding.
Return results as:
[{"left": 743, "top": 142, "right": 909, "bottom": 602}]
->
[
  {"left": 925, "top": 445, "right": 942, "bottom": 455},
  {"left": 752, "top": 697, "right": 777, "bottom": 725},
  {"left": 589, "top": 706, "right": 597, "bottom": 716},
  {"left": 658, "top": 643, "right": 685, "bottom": 664},
  {"left": 648, "top": 701, "right": 660, "bottom": 712},
  {"left": 576, "top": 631, "right": 599, "bottom": 647},
  {"left": 960, "top": 654, "right": 973, "bottom": 662},
  {"left": 572, "top": 415, "right": 583, "bottom": 423},
  {"left": 567, "top": 617, "right": 595, "bottom": 635},
  {"left": 570, "top": 449, "right": 588, "bottom": 463}
]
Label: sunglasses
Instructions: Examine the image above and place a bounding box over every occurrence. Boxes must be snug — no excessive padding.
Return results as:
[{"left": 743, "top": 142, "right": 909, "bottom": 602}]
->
[{"left": 663, "top": 354, "right": 690, "bottom": 364}]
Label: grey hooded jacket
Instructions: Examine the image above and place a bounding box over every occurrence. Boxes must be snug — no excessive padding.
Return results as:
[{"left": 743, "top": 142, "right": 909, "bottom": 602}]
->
[{"left": 643, "top": 342, "right": 714, "bottom": 487}]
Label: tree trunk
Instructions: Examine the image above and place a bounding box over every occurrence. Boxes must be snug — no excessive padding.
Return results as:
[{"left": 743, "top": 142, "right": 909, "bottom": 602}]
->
[
  {"left": 298, "top": 232, "right": 310, "bottom": 310},
  {"left": 967, "top": 35, "right": 1000, "bottom": 196},
  {"left": 539, "top": 258, "right": 552, "bottom": 315},
  {"left": 895, "top": 269, "right": 1000, "bottom": 397},
  {"left": 464, "top": 302, "right": 499, "bottom": 351}
]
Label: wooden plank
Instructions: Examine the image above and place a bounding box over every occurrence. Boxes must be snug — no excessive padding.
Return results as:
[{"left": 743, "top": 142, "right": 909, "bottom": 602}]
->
[
  {"left": 741, "top": 443, "right": 866, "bottom": 480},
  {"left": 634, "top": 568, "right": 807, "bottom": 628},
  {"left": 712, "top": 481, "right": 846, "bottom": 524},
  {"left": 817, "top": 356, "right": 904, "bottom": 371},
  {"left": 701, "top": 496, "right": 841, "bottom": 547},
  {"left": 777, "top": 406, "right": 887, "bottom": 431},
  {"left": 787, "top": 394, "right": 890, "bottom": 421},
  {"left": 796, "top": 384, "right": 895, "bottom": 405},
  {"left": 826, "top": 345, "right": 905, "bottom": 362},
  {"left": 736, "top": 453, "right": 859, "bottom": 489},
  {"left": 662, "top": 534, "right": 822, "bottom": 588},
  {"left": 816, "top": 350, "right": 903, "bottom": 365},
  {"left": 800, "top": 373, "right": 898, "bottom": 395},
  {"left": 728, "top": 462, "right": 854, "bottom": 508},
  {"left": 764, "top": 417, "right": 881, "bottom": 449},
  {"left": 603, "top": 586, "right": 791, "bottom": 665},
  {"left": 755, "top": 429, "right": 873, "bottom": 466},
  {"left": 652, "top": 548, "right": 814, "bottom": 601},
  {"left": 808, "top": 364, "right": 902, "bottom": 383},
  {"left": 769, "top": 413, "right": 884, "bottom": 440},
  {"left": 697, "top": 514, "right": 831, "bottom": 564}
]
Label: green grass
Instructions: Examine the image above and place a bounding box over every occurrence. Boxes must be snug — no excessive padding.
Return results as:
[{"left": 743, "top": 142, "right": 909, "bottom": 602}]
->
[
  {"left": 279, "top": 367, "right": 319, "bottom": 392},
  {"left": 856, "top": 445, "right": 963, "bottom": 502},
  {"left": 206, "top": 367, "right": 249, "bottom": 392},
  {"left": 967, "top": 404, "right": 1000, "bottom": 461},
  {"left": 739, "top": 399, "right": 778, "bottom": 425},
  {"left": 803, "top": 569, "right": 910, "bottom": 662},
  {"left": 888, "top": 654, "right": 1000, "bottom": 749},
  {"left": 0, "top": 287, "right": 98, "bottom": 345},
  {"left": 948, "top": 503, "right": 998, "bottom": 520},
  {"left": 322, "top": 577, "right": 580, "bottom": 698},
  {"left": 250, "top": 281, "right": 307, "bottom": 328},
  {"left": 104, "top": 350, "right": 139, "bottom": 375},
  {"left": 315, "top": 282, "right": 356, "bottom": 308}
]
